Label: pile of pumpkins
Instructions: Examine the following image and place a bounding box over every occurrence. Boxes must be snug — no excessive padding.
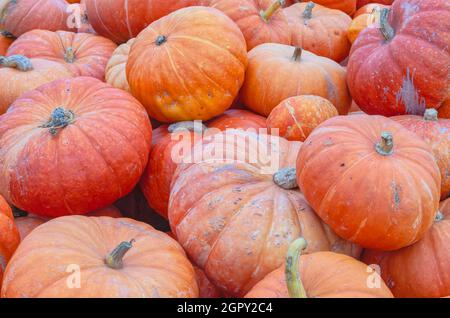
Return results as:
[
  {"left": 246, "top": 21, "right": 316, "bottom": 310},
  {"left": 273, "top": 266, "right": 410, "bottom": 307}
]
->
[{"left": 0, "top": 0, "right": 448, "bottom": 298}]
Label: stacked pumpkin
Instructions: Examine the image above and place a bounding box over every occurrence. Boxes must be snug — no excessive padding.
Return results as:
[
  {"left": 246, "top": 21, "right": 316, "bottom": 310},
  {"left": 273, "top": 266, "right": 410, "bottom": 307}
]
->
[{"left": 0, "top": 0, "right": 448, "bottom": 299}]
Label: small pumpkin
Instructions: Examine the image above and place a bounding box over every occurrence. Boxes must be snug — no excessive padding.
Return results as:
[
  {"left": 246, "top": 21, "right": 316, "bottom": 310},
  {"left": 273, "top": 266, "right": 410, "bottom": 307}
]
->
[
  {"left": 105, "top": 39, "right": 135, "bottom": 92},
  {"left": 300, "top": 0, "right": 356, "bottom": 16},
  {"left": 296, "top": 114, "right": 441, "bottom": 251},
  {"left": 241, "top": 44, "right": 351, "bottom": 116},
  {"left": 362, "top": 198, "right": 450, "bottom": 298},
  {"left": 347, "top": 7, "right": 381, "bottom": 43},
  {"left": 245, "top": 238, "right": 393, "bottom": 298},
  {"left": 1, "top": 216, "right": 198, "bottom": 297},
  {"left": 285, "top": 2, "right": 352, "bottom": 62},
  {"left": 0, "top": 31, "right": 13, "bottom": 55},
  {"left": 267, "top": 95, "right": 339, "bottom": 141},
  {"left": 0, "top": 77, "right": 152, "bottom": 217}
]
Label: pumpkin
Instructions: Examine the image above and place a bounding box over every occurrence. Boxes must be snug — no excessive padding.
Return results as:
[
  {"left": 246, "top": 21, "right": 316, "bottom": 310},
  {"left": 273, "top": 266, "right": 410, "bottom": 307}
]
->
[
  {"left": 241, "top": 44, "right": 351, "bottom": 116},
  {"left": 105, "top": 39, "right": 135, "bottom": 92},
  {"left": 1, "top": 216, "right": 198, "bottom": 297},
  {"left": 0, "top": 77, "right": 152, "bottom": 217},
  {"left": 84, "top": 0, "right": 203, "bottom": 43},
  {"left": 7, "top": 30, "right": 117, "bottom": 80},
  {"left": 246, "top": 238, "right": 393, "bottom": 298},
  {"left": 0, "top": 55, "right": 73, "bottom": 114},
  {"left": 362, "top": 198, "right": 450, "bottom": 298},
  {"left": 438, "top": 100, "right": 450, "bottom": 119},
  {"left": 0, "top": 0, "right": 75, "bottom": 37},
  {"left": 209, "top": 0, "right": 291, "bottom": 51},
  {"left": 127, "top": 7, "right": 248, "bottom": 123},
  {"left": 347, "top": 3, "right": 450, "bottom": 116},
  {"left": 300, "top": 0, "right": 356, "bottom": 16},
  {"left": 141, "top": 109, "right": 267, "bottom": 219},
  {"left": 195, "top": 267, "right": 223, "bottom": 298},
  {"left": 285, "top": 2, "right": 352, "bottom": 62},
  {"left": 267, "top": 95, "right": 339, "bottom": 141},
  {"left": 296, "top": 114, "right": 441, "bottom": 251},
  {"left": 353, "top": 3, "right": 389, "bottom": 17},
  {"left": 392, "top": 109, "right": 450, "bottom": 200},
  {"left": 0, "top": 31, "right": 13, "bottom": 55},
  {"left": 357, "top": 0, "right": 393, "bottom": 9},
  {"left": 347, "top": 11, "right": 376, "bottom": 44},
  {"left": 169, "top": 130, "right": 361, "bottom": 296}
]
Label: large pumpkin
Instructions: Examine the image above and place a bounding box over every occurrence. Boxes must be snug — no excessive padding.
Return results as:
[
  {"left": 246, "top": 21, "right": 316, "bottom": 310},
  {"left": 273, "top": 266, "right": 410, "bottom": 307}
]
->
[
  {"left": 0, "top": 195, "right": 19, "bottom": 290},
  {"left": 6, "top": 30, "right": 117, "bottom": 80},
  {"left": 0, "top": 0, "right": 75, "bottom": 37},
  {"left": 0, "top": 77, "right": 152, "bottom": 217},
  {"left": 347, "top": 2, "right": 450, "bottom": 116},
  {"left": 0, "top": 55, "right": 73, "bottom": 114},
  {"left": 285, "top": 2, "right": 352, "bottom": 62},
  {"left": 0, "top": 32, "right": 13, "bottom": 55},
  {"left": 393, "top": 109, "right": 450, "bottom": 200},
  {"left": 362, "top": 198, "right": 450, "bottom": 298},
  {"left": 127, "top": 7, "right": 248, "bottom": 123},
  {"left": 241, "top": 44, "right": 351, "bottom": 116},
  {"left": 84, "top": 0, "right": 203, "bottom": 43},
  {"left": 169, "top": 130, "right": 361, "bottom": 296},
  {"left": 246, "top": 238, "right": 393, "bottom": 298},
  {"left": 296, "top": 114, "right": 441, "bottom": 251},
  {"left": 105, "top": 39, "right": 135, "bottom": 92},
  {"left": 1, "top": 216, "right": 198, "bottom": 297},
  {"left": 209, "top": 0, "right": 291, "bottom": 51},
  {"left": 301, "top": 0, "right": 356, "bottom": 16}
]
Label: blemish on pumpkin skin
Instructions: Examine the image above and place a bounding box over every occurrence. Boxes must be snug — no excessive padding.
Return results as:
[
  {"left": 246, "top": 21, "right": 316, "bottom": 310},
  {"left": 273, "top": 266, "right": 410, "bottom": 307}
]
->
[
  {"left": 390, "top": 182, "right": 401, "bottom": 210},
  {"left": 395, "top": 68, "right": 426, "bottom": 115},
  {"left": 323, "top": 138, "right": 334, "bottom": 146}
]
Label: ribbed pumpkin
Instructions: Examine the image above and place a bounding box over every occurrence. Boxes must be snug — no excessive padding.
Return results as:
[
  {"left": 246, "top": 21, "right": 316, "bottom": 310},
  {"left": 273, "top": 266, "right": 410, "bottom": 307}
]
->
[
  {"left": 0, "top": 77, "right": 152, "bottom": 217},
  {"left": 0, "top": 195, "right": 19, "bottom": 290},
  {"left": 347, "top": 2, "right": 450, "bottom": 116},
  {"left": 362, "top": 198, "right": 450, "bottom": 298},
  {"left": 267, "top": 95, "right": 339, "bottom": 141},
  {"left": 7, "top": 30, "right": 117, "bottom": 80},
  {"left": 1, "top": 216, "right": 198, "bottom": 297},
  {"left": 0, "top": 55, "right": 73, "bottom": 114},
  {"left": 0, "top": 32, "right": 13, "bottom": 55},
  {"left": 393, "top": 109, "right": 450, "bottom": 200},
  {"left": 169, "top": 130, "right": 361, "bottom": 296},
  {"left": 301, "top": 0, "right": 356, "bottom": 16},
  {"left": 246, "top": 238, "right": 393, "bottom": 298},
  {"left": 209, "top": 0, "right": 291, "bottom": 51},
  {"left": 285, "top": 2, "right": 352, "bottom": 62},
  {"left": 296, "top": 114, "right": 441, "bottom": 251},
  {"left": 105, "top": 39, "right": 135, "bottom": 92},
  {"left": 241, "top": 44, "right": 351, "bottom": 116},
  {"left": 127, "top": 7, "right": 248, "bottom": 123}
]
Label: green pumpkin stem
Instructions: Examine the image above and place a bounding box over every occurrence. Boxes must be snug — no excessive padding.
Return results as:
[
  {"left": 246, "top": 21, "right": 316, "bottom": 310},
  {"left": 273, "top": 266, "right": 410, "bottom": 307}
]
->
[
  {"left": 64, "top": 47, "right": 75, "bottom": 63},
  {"left": 379, "top": 8, "right": 394, "bottom": 41},
  {"left": 285, "top": 238, "right": 308, "bottom": 298},
  {"left": 375, "top": 132, "right": 394, "bottom": 156},
  {"left": 0, "top": 55, "right": 33, "bottom": 71},
  {"left": 292, "top": 47, "right": 302, "bottom": 61},
  {"left": 424, "top": 109, "right": 438, "bottom": 121},
  {"left": 273, "top": 167, "right": 298, "bottom": 190},
  {"left": 105, "top": 239, "right": 135, "bottom": 270},
  {"left": 260, "top": 0, "right": 285, "bottom": 22},
  {"left": 40, "top": 107, "right": 75, "bottom": 136},
  {"left": 302, "top": 2, "right": 315, "bottom": 20}
]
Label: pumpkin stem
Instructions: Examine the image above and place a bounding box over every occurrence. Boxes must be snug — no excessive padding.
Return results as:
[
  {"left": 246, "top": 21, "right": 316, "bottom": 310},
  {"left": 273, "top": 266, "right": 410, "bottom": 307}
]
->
[
  {"left": 273, "top": 167, "right": 298, "bottom": 190},
  {"left": 64, "top": 47, "right": 75, "bottom": 63},
  {"left": 40, "top": 107, "right": 75, "bottom": 136},
  {"left": 105, "top": 239, "right": 135, "bottom": 270},
  {"left": 435, "top": 211, "right": 444, "bottom": 222},
  {"left": 12, "top": 206, "right": 28, "bottom": 218},
  {"left": 285, "top": 237, "right": 308, "bottom": 298},
  {"left": 1, "top": 30, "right": 14, "bottom": 38},
  {"left": 0, "top": 55, "right": 33, "bottom": 71},
  {"left": 260, "top": 0, "right": 285, "bottom": 22},
  {"left": 375, "top": 131, "right": 394, "bottom": 156},
  {"left": 155, "top": 35, "right": 167, "bottom": 46},
  {"left": 292, "top": 47, "right": 302, "bottom": 61},
  {"left": 379, "top": 8, "right": 394, "bottom": 41},
  {"left": 424, "top": 108, "right": 438, "bottom": 121},
  {"left": 302, "top": 2, "right": 315, "bottom": 20},
  {"left": 168, "top": 121, "right": 208, "bottom": 134}
]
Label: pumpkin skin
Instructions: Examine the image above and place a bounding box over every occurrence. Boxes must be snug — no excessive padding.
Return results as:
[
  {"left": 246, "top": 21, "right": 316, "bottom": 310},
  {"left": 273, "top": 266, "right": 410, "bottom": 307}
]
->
[
  {"left": 0, "top": 0, "right": 75, "bottom": 37},
  {"left": 354, "top": 3, "right": 389, "bottom": 17},
  {"left": 206, "top": 109, "right": 268, "bottom": 131},
  {"left": 0, "top": 77, "right": 152, "bottom": 218},
  {"left": 300, "top": 0, "right": 356, "bottom": 16},
  {"left": 296, "top": 114, "right": 441, "bottom": 251},
  {"left": 169, "top": 130, "right": 361, "bottom": 296},
  {"left": 1, "top": 216, "right": 198, "bottom": 297},
  {"left": 285, "top": 2, "right": 352, "bottom": 62},
  {"left": 347, "top": 0, "right": 450, "bottom": 116},
  {"left": 347, "top": 10, "right": 378, "bottom": 44},
  {"left": 0, "top": 55, "right": 73, "bottom": 115},
  {"left": 127, "top": 7, "right": 248, "bottom": 123},
  {"left": 392, "top": 109, "right": 450, "bottom": 200},
  {"left": 7, "top": 30, "right": 117, "bottom": 80},
  {"left": 362, "top": 198, "right": 450, "bottom": 298},
  {"left": 438, "top": 100, "right": 450, "bottom": 119},
  {"left": 267, "top": 95, "right": 339, "bottom": 141},
  {"left": 84, "top": 0, "right": 203, "bottom": 43},
  {"left": 209, "top": 0, "right": 291, "bottom": 51},
  {"left": 357, "top": 0, "right": 393, "bottom": 9},
  {"left": 0, "top": 33, "right": 13, "bottom": 55},
  {"left": 241, "top": 44, "right": 351, "bottom": 116},
  {"left": 195, "top": 267, "right": 223, "bottom": 298},
  {"left": 105, "top": 39, "right": 135, "bottom": 92}
]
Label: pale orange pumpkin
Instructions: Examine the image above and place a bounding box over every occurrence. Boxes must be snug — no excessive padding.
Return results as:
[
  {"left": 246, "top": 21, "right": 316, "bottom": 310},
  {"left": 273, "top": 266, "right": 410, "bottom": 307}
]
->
[{"left": 105, "top": 39, "right": 135, "bottom": 92}]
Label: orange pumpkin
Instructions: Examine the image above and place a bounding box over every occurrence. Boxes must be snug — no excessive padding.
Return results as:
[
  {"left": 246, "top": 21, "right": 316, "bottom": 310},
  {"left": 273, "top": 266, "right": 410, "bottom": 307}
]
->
[
  {"left": 105, "top": 39, "right": 135, "bottom": 92},
  {"left": 362, "top": 198, "right": 450, "bottom": 298},
  {"left": 7, "top": 30, "right": 117, "bottom": 80},
  {"left": 169, "top": 130, "right": 361, "bottom": 296},
  {"left": 285, "top": 2, "right": 352, "bottom": 62},
  {"left": 0, "top": 32, "right": 13, "bottom": 55},
  {"left": 195, "top": 267, "right": 223, "bottom": 298},
  {"left": 300, "top": 0, "right": 356, "bottom": 16},
  {"left": 267, "top": 95, "right": 339, "bottom": 141},
  {"left": 127, "top": 7, "right": 248, "bottom": 123},
  {"left": 1, "top": 216, "right": 198, "bottom": 297},
  {"left": 241, "top": 44, "right": 351, "bottom": 116},
  {"left": 246, "top": 238, "right": 393, "bottom": 298},
  {"left": 209, "top": 0, "right": 291, "bottom": 51},
  {"left": 356, "top": 0, "right": 393, "bottom": 10},
  {"left": 438, "top": 100, "right": 450, "bottom": 119},
  {"left": 296, "top": 114, "right": 441, "bottom": 251},
  {"left": 0, "top": 55, "right": 73, "bottom": 114},
  {"left": 348, "top": 4, "right": 389, "bottom": 44},
  {"left": 0, "top": 77, "right": 152, "bottom": 217},
  {"left": 393, "top": 109, "right": 449, "bottom": 200},
  {"left": 353, "top": 3, "right": 389, "bottom": 17}
]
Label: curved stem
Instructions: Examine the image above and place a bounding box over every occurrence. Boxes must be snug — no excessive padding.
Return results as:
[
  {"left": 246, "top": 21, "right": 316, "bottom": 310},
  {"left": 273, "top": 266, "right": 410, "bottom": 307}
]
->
[
  {"left": 64, "top": 47, "right": 75, "bottom": 63},
  {"left": 273, "top": 167, "right": 298, "bottom": 190},
  {"left": 435, "top": 211, "right": 444, "bottom": 222},
  {"left": 292, "top": 47, "right": 302, "bottom": 61},
  {"left": 40, "top": 107, "right": 75, "bottom": 136},
  {"left": 260, "top": 0, "right": 285, "bottom": 22},
  {"left": 285, "top": 238, "right": 308, "bottom": 298},
  {"left": 0, "top": 55, "right": 33, "bottom": 71},
  {"left": 105, "top": 239, "right": 135, "bottom": 269},
  {"left": 424, "top": 108, "right": 438, "bottom": 121},
  {"left": 379, "top": 8, "right": 394, "bottom": 41},
  {"left": 375, "top": 132, "right": 394, "bottom": 156},
  {"left": 168, "top": 121, "right": 208, "bottom": 134},
  {"left": 302, "top": 2, "right": 315, "bottom": 20}
]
